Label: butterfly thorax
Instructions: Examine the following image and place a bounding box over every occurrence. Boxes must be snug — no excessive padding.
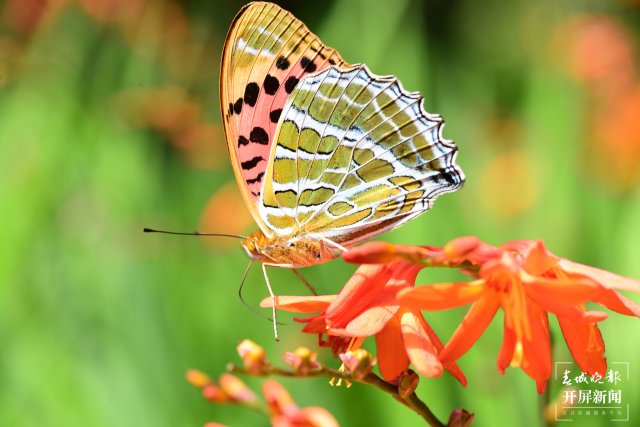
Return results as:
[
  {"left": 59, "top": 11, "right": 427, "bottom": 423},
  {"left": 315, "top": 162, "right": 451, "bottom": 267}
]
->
[{"left": 241, "top": 230, "right": 336, "bottom": 267}]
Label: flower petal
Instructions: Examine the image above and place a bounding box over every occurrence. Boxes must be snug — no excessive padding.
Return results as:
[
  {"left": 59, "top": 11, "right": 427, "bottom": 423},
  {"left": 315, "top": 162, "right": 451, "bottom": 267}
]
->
[
  {"left": 522, "top": 240, "right": 557, "bottom": 275},
  {"left": 440, "top": 294, "right": 500, "bottom": 363},
  {"left": 519, "top": 303, "right": 552, "bottom": 389},
  {"left": 338, "top": 305, "right": 398, "bottom": 336},
  {"left": 327, "top": 262, "right": 423, "bottom": 328},
  {"left": 525, "top": 275, "right": 599, "bottom": 305},
  {"left": 398, "top": 281, "right": 485, "bottom": 311},
  {"left": 593, "top": 289, "right": 640, "bottom": 317},
  {"left": 524, "top": 276, "right": 601, "bottom": 317},
  {"left": 375, "top": 315, "right": 410, "bottom": 381},
  {"left": 557, "top": 314, "right": 607, "bottom": 376},
  {"left": 400, "top": 308, "right": 443, "bottom": 378},
  {"left": 417, "top": 312, "right": 467, "bottom": 386},
  {"left": 557, "top": 259, "right": 640, "bottom": 293},
  {"left": 497, "top": 322, "right": 515, "bottom": 374},
  {"left": 325, "top": 264, "right": 391, "bottom": 327},
  {"left": 260, "top": 295, "right": 335, "bottom": 312},
  {"left": 297, "top": 315, "right": 328, "bottom": 334}
]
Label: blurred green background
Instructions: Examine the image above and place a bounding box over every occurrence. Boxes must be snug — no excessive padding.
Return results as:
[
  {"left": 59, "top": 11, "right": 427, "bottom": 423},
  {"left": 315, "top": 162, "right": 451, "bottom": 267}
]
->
[{"left": 1, "top": 0, "right": 639, "bottom": 426}]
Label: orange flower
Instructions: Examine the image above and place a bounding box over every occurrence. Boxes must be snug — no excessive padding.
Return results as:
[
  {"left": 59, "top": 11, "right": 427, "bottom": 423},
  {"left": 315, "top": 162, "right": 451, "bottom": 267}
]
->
[
  {"left": 263, "top": 379, "right": 338, "bottom": 427},
  {"left": 397, "top": 238, "right": 640, "bottom": 392},
  {"left": 262, "top": 262, "right": 466, "bottom": 384}
]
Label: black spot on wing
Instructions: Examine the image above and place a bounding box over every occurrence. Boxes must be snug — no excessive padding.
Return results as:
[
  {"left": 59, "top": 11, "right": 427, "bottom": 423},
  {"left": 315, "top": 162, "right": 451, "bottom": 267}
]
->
[
  {"left": 263, "top": 75, "right": 279, "bottom": 95},
  {"left": 238, "top": 135, "right": 249, "bottom": 147},
  {"left": 250, "top": 127, "right": 269, "bottom": 145},
  {"left": 233, "top": 98, "right": 243, "bottom": 114},
  {"left": 246, "top": 172, "right": 265, "bottom": 185},
  {"left": 270, "top": 109, "right": 282, "bottom": 123},
  {"left": 241, "top": 156, "right": 264, "bottom": 170},
  {"left": 244, "top": 82, "right": 259, "bottom": 107},
  {"left": 284, "top": 76, "right": 299, "bottom": 94},
  {"left": 309, "top": 45, "right": 327, "bottom": 60},
  {"left": 442, "top": 167, "right": 463, "bottom": 186},
  {"left": 276, "top": 56, "right": 290, "bottom": 70},
  {"left": 228, "top": 103, "right": 234, "bottom": 115},
  {"left": 300, "top": 57, "right": 317, "bottom": 72}
]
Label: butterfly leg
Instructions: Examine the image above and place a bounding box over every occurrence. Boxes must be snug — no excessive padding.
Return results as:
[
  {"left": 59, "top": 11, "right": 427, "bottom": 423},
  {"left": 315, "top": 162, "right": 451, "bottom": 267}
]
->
[
  {"left": 320, "top": 238, "right": 348, "bottom": 255},
  {"left": 291, "top": 269, "right": 318, "bottom": 296},
  {"left": 262, "top": 263, "right": 280, "bottom": 341}
]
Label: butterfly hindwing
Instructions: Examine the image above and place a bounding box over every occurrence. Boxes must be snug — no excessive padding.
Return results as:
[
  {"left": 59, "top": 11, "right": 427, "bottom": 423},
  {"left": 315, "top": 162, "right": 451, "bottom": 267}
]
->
[
  {"left": 220, "top": 2, "right": 349, "bottom": 235},
  {"left": 260, "top": 65, "right": 464, "bottom": 244}
]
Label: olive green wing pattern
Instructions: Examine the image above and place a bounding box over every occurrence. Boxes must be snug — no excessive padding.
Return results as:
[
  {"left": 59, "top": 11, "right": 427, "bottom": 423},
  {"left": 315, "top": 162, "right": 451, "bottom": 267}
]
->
[{"left": 259, "top": 65, "right": 464, "bottom": 244}]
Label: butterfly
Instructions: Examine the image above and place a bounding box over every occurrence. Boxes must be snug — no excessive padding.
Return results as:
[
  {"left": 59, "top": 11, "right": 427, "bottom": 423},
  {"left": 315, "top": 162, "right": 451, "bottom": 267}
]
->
[{"left": 220, "top": 1, "right": 464, "bottom": 325}]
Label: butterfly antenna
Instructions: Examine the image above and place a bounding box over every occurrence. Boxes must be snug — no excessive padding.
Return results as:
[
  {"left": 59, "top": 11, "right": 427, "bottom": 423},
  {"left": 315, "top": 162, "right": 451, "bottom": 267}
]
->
[
  {"left": 143, "top": 227, "right": 246, "bottom": 240},
  {"left": 237, "top": 260, "right": 285, "bottom": 332}
]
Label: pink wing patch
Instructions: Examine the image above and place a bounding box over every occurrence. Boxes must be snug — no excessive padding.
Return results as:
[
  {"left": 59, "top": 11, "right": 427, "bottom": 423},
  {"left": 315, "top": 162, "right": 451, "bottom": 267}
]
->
[
  {"left": 221, "top": 2, "right": 348, "bottom": 207},
  {"left": 236, "top": 53, "right": 342, "bottom": 199}
]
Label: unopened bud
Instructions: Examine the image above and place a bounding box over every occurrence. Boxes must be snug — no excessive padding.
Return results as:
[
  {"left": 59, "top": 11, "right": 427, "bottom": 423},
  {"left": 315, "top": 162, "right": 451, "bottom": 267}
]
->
[
  {"left": 342, "top": 242, "right": 399, "bottom": 264},
  {"left": 237, "top": 339, "right": 267, "bottom": 374},
  {"left": 339, "top": 349, "right": 376, "bottom": 381},
  {"left": 444, "top": 237, "right": 481, "bottom": 259},
  {"left": 447, "top": 408, "right": 475, "bottom": 427},
  {"left": 219, "top": 373, "right": 257, "bottom": 404},
  {"left": 397, "top": 370, "right": 420, "bottom": 399},
  {"left": 202, "top": 384, "right": 228, "bottom": 403},
  {"left": 343, "top": 242, "right": 433, "bottom": 265},
  {"left": 262, "top": 379, "right": 295, "bottom": 409},
  {"left": 186, "top": 369, "right": 212, "bottom": 389},
  {"left": 284, "top": 347, "right": 320, "bottom": 375}
]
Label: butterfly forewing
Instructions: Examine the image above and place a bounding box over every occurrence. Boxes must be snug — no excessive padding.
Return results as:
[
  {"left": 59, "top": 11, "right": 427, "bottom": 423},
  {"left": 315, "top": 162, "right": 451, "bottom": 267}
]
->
[
  {"left": 221, "top": 2, "right": 349, "bottom": 235},
  {"left": 260, "top": 65, "right": 464, "bottom": 244}
]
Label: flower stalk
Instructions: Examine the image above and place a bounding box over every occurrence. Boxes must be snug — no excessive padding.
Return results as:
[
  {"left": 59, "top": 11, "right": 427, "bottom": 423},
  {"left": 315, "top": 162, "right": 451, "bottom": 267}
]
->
[{"left": 227, "top": 361, "right": 448, "bottom": 426}]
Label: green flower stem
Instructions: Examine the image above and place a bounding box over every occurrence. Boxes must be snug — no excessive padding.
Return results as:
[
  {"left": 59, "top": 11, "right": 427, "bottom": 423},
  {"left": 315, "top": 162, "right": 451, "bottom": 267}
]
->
[{"left": 227, "top": 363, "right": 446, "bottom": 427}]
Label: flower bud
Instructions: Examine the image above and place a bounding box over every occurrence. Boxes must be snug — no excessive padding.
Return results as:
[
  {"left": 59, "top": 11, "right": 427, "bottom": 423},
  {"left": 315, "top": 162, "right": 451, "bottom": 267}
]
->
[
  {"left": 444, "top": 236, "right": 481, "bottom": 259},
  {"left": 341, "top": 241, "right": 400, "bottom": 264},
  {"left": 339, "top": 349, "right": 376, "bottom": 381},
  {"left": 283, "top": 347, "right": 320, "bottom": 375},
  {"left": 219, "top": 373, "right": 257, "bottom": 404},
  {"left": 397, "top": 370, "right": 420, "bottom": 399},
  {"left": 186, "top": 369, "right": 212, "bottom": 389},
  {"left": 447, "top": 408, "right": 475, "bottom": 427},
  {"left": 262, "top": 379, "right": 296, "bottom": 411},
  {"left": 342, "top": 242, "right": 434, "bottom": 265},
  {"left": 202, "top": 384, "right": 228, "bottom": 403},
  {"left": 237, "top": 339, "right": 267, "bottom": 374}
]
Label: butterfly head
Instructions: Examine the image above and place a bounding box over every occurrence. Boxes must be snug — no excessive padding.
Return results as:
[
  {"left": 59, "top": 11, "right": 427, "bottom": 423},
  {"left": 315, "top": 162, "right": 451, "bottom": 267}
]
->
[{"left": 241, "top": 230, "right": 269, "bottom": 261}]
